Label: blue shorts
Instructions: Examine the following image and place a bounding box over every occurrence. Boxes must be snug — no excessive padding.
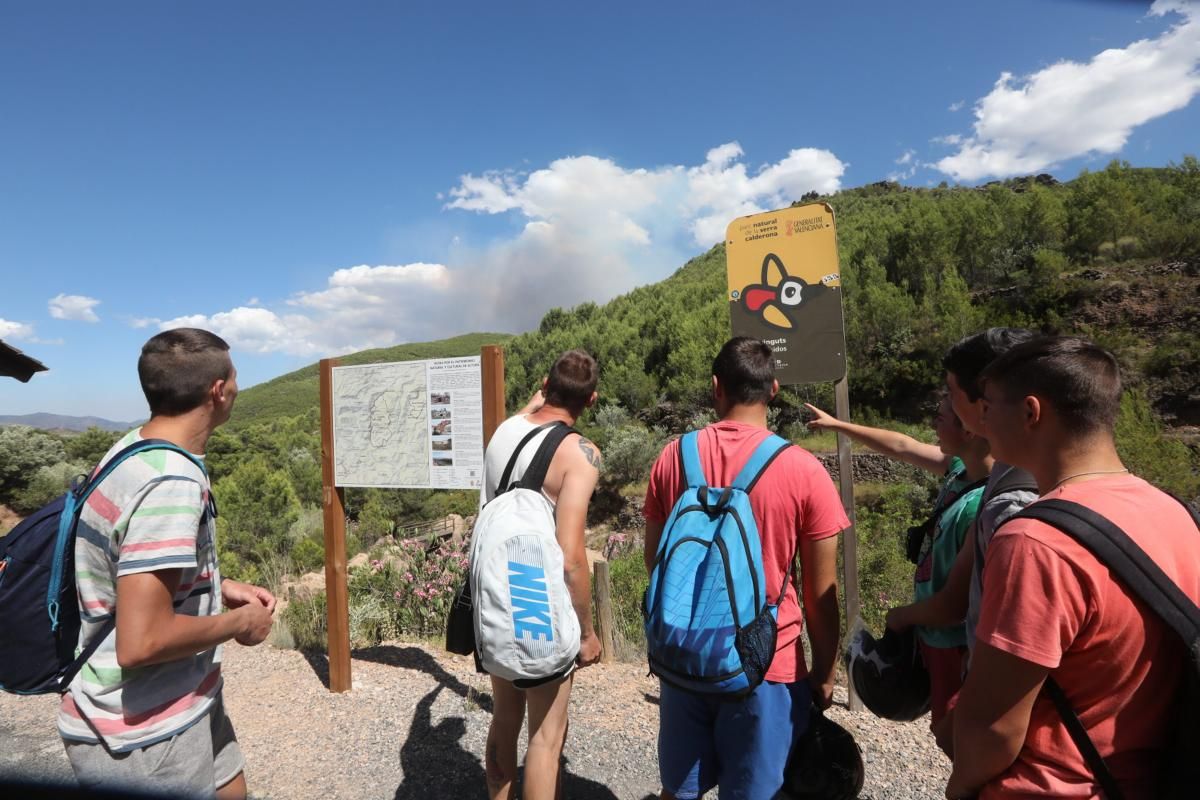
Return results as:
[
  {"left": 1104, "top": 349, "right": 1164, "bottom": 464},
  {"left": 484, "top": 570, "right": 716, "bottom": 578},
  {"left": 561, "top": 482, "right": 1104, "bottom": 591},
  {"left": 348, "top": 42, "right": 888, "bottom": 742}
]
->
[{"left": 658, "top": 679, "right": 812, "bottom": 800}]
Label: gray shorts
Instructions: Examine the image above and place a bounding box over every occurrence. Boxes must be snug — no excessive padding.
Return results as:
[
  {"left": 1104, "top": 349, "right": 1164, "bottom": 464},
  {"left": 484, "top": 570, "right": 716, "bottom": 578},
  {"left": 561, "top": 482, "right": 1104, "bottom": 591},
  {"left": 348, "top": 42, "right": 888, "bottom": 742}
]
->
[{"left": 63, "top": 694, "right": 244, "bottom": 799}]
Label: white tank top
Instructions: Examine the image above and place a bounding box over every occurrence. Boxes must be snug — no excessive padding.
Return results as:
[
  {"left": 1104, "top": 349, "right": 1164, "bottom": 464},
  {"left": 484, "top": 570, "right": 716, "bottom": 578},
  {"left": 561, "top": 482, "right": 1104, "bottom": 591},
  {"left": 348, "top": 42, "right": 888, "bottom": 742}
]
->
[{"left": 479, "top": 415, "right": 557, "bottom": 507}]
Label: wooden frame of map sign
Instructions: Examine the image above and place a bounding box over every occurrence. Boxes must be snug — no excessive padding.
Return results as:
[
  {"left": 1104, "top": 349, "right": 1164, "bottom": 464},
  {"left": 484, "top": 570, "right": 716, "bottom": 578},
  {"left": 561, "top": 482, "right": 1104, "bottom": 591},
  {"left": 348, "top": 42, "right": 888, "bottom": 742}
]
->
[
  {"left": 318, "top": 346, "right": 506, "bottom": 692},
  {"left": 330, "top": 356, "right": 486, "bottom": 490}
]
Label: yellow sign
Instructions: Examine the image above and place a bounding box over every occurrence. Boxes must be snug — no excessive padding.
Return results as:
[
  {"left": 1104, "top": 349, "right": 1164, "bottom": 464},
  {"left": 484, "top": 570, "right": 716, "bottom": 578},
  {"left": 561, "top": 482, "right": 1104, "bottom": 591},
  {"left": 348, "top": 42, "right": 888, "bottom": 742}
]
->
[{"left": 726, "top": 203, "right": 846, "bottom": 384}]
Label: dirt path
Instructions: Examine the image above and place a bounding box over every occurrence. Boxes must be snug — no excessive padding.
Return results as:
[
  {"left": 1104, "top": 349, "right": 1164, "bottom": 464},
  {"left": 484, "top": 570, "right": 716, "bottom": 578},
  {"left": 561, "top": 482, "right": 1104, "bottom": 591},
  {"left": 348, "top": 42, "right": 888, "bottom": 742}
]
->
[{"left": 0, "top": 641, "right": 950, "bottom": 799}]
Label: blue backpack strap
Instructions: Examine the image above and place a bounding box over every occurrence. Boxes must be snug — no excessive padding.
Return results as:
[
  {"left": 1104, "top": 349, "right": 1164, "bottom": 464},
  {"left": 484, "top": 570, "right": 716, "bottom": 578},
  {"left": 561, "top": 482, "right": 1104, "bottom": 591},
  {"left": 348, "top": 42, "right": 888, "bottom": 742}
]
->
[
  {"left": 678, "top": 431, "right": 707, "bottom": 489},
  {"left": 49, "top": 439, "right": 210, "bottom": 632},
  {"left": 730, "top": 434, "right": 792, "bottom": 493}
]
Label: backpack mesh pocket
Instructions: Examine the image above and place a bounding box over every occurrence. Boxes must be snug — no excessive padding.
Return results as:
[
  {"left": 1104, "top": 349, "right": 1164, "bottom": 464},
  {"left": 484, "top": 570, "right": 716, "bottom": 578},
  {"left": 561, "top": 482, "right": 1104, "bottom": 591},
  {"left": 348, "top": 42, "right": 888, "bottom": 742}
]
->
[{"left": 735, "top": 604, "right": 779, "bottom": 688}]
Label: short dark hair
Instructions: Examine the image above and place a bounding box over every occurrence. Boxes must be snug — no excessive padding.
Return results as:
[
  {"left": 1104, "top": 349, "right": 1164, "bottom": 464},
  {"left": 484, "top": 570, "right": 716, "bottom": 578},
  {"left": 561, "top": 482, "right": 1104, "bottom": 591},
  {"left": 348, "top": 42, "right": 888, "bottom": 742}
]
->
[
  {"left": 981, "top": 336, "right": 1122, "bottom": 436},
  {"left": 943, "top": 327, "right": 1037, "bottom": 400},
  {"left": 544, "top": 349, "right": 599, "bottom": 415},
  {"left": 712, "top": 337, "right": 775, "bottom": 406},
  {"left": 138, "top": 328, "right": 233, "bottom": 416}
]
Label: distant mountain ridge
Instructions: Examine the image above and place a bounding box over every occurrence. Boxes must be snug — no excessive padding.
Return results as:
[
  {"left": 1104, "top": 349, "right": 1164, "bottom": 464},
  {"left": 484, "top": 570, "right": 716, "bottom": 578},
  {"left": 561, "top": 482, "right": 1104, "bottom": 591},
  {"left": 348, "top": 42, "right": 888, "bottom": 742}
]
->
[{"left": 0, "top": 413, "right": 142, "bottom": 432}]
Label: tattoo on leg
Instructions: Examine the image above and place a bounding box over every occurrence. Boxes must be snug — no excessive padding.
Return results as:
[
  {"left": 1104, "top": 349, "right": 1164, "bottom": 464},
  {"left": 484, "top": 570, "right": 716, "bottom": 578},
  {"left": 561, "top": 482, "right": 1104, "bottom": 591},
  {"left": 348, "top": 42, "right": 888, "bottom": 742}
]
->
[{"left": 577, "top": 438, "right": 602, "bottom": 468}]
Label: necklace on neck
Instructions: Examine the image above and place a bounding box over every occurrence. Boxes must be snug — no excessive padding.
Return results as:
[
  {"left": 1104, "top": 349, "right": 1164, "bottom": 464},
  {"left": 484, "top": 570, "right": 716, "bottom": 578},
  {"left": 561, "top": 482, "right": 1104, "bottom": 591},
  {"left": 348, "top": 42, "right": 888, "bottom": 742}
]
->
[{"left": 1049, "top": 468, "right": 1129, "bottom": 492}]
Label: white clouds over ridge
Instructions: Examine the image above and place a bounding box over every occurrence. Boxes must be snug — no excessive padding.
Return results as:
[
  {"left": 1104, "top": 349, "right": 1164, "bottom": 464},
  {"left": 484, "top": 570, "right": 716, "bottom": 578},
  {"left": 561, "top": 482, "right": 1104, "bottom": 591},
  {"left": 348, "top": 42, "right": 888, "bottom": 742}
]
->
[
  {"left": 166, "top": 144, "right": 846, "bottom": 358},
  {"left": 158, "top": 263, "right": 455, "bottom": 356},
  {"left": 447, "top": 142, "right": 845, "bottom": 247},
  {"left": 936, "top": 1, "right": 1200, "bottom": 181}
]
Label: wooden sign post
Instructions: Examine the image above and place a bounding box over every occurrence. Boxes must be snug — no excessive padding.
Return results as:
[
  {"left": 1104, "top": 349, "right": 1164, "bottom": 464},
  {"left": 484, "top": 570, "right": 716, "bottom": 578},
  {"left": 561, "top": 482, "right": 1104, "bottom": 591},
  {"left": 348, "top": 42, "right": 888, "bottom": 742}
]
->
[
  {"left": 480, "top": 345, "right": 505, "bottom": 448},
  {"left": 319, "top": 358, "right": 353, "bottom": 693}
]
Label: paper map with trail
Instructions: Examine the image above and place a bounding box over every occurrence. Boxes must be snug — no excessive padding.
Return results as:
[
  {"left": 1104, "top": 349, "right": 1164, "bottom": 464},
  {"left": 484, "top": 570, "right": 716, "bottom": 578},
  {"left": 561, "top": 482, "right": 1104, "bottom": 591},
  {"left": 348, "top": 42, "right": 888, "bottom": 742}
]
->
[{"left": 331, "top": 357, "right": 484, "bottom": 489}]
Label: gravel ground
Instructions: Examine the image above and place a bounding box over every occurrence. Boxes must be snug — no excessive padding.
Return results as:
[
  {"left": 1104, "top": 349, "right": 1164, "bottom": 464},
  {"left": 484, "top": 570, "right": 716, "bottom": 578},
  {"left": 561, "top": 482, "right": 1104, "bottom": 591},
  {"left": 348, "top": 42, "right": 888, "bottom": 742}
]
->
[{"left": 0, "top": 641, "right": 950, "bottom": 799}]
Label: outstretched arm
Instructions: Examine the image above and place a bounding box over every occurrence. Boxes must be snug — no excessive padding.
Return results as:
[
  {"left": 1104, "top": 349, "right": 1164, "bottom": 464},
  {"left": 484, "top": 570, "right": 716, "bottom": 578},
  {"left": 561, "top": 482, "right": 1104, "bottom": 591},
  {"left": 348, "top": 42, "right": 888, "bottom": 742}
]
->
[{"left": 805, "top": 403, "right": 951, "bottom": 475}]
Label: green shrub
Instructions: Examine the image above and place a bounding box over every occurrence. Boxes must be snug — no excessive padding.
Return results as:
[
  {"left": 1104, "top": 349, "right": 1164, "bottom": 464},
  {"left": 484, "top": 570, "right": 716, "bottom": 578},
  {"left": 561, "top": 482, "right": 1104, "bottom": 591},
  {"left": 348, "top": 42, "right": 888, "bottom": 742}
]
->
[
  {"left": 10, "top": 460, "right": 88, "bottom": 514},
  {"left": 607, "top": 546, "right": 648, "bottom": 657},
  {"left": 0, "top": 426, "right": 68, "bottom": 507},
  {"left": 1115, "top": 389, "right": 1200, "bottom": 501},
  {"left": 282, "top": 592, "right": 327, "bottom": 651},
  {"left": 848, "top": 481, "right": 929, "bottom": 633},
  {"left": 290, "top": 536, "right": 326, "bottom": 573}
]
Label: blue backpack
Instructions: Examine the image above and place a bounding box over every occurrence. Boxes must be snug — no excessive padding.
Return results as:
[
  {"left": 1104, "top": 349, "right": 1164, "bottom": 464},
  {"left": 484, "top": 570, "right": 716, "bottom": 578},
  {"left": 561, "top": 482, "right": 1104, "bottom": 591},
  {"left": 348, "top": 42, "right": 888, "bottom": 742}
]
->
[
  {"left": 0, "top": 438, "right": 206, "bottom": 695},
  {"left": 644, "top": 430, "right": 793, "bottom": 697}
]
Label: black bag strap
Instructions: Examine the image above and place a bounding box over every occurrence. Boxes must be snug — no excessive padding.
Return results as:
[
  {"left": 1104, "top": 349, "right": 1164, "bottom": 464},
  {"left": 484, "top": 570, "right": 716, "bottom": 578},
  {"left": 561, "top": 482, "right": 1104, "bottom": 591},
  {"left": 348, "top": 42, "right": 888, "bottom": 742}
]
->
[
  {"left": 987, "top": 464, "right": 1039, "bottom": 500},
  {"left": 1010, "top": 498, "right": 1200, "bottom": 800},
  {"left": 515, "top": 422, "right": 579, "bottom": 493},
  {"left": 909, "top": 474, "right": 989, "bottom": 562},
  {"left": 495, "top": 422, "right": 558, "bottom": 496},
  {"left": 58, "top": 617, "right": 115, "bottom": 692},
  {"left": 1043, "top": 676, "right": 1124, "bottom": 800}
]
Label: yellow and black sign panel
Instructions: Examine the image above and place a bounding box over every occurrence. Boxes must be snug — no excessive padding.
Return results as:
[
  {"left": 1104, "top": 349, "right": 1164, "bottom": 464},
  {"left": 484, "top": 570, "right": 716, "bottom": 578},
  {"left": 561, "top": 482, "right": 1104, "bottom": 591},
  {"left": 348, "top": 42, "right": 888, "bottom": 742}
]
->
[{"left": 726, "top": 203, "right": 847, "bottom": 385}]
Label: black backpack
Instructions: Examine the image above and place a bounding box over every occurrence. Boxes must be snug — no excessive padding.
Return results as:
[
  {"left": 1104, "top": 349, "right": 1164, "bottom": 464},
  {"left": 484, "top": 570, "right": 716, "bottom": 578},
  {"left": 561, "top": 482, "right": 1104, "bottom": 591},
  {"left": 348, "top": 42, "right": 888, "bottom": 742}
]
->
[
  {"left": 0, "top": 439, "right": 207, "bottom": 694},
  {"left": 1011, "top": 497, "right": 1200, "bottom": 800}
]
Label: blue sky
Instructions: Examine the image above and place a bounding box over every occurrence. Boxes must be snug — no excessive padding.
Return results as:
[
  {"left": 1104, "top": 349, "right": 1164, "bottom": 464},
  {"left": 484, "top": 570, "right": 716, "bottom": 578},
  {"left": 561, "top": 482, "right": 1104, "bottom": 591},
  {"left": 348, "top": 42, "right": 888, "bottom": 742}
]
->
[{"left": 2, "top": 0, "right": 1198, "bottom": 421}]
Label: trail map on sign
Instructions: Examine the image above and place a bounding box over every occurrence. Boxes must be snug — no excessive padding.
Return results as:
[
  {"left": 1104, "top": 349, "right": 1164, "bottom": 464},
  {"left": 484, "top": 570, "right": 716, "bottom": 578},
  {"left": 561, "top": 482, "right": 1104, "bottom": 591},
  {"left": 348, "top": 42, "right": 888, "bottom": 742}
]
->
[{"left": 331, "top": 357, "right": 484, "bottom": 489}]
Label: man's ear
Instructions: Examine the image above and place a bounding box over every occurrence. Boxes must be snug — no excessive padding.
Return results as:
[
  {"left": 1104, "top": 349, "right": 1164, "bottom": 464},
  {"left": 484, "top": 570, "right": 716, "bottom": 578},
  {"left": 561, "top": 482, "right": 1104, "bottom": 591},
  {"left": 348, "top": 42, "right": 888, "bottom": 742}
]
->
[
  {"left": 585, "top": 391, "right": 597, "bottom": 408},
  {"left": 541, "top": 377, "right": 549, "bottom": 392},
  {"left": 1023, "top": 395, "right": 1043, "bottom": 429},
  {"left": 769, "top": 379, "right": 780, "bottom": 402},
  {"left": 210, "top": 379, "right": 225, "bottom": 407}
]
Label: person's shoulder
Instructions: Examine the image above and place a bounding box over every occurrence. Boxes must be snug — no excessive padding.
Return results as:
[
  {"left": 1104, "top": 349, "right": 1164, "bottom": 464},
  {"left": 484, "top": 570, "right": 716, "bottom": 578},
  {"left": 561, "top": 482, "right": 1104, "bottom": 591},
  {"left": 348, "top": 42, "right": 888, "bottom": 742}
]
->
[
  {"left": 569, "top": 431, "right": 603, "bottom": 472},
  {"left": 992, "top": 513, "right": 1081, "bottom": 561},
  {"left": 102, "top": 437, "right": 205, "bottom": 487},
  {"left": 774, "top": 439, "right": 828, "bottom": 474}
]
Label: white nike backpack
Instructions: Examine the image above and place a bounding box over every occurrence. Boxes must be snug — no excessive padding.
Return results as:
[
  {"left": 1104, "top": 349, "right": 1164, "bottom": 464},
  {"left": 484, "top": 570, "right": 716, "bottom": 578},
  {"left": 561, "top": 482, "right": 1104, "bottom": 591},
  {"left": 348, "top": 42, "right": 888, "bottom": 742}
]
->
[{"left": 470, "top": 422, "right": 581, "bottom": 681}]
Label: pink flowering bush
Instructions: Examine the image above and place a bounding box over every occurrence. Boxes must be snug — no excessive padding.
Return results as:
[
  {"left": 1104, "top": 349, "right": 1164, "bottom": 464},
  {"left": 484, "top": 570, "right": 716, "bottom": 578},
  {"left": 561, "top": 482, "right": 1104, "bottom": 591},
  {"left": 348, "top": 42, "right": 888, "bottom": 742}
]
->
[{"left": 346, "top": 534, "right": 470, "bottom": 643}]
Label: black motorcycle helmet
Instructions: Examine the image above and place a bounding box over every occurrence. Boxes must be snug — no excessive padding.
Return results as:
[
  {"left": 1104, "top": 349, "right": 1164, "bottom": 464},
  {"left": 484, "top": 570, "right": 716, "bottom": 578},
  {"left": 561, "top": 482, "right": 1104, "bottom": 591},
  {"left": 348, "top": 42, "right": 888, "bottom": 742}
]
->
[
  {"left": 777, "top": 705, "right": 865, "bottom": 800},
  {"left": 847, "top": 625, "right": 931, "bottom": 722}
]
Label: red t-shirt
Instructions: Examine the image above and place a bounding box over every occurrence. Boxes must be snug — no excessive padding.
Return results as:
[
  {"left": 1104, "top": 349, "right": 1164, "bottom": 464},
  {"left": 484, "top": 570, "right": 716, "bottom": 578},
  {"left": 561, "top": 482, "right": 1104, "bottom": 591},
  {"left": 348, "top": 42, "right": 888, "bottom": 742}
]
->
[
  {"left": 977, "top": 474, "right": 1200, "bottom": 799},
  {"left": 642, "top": 421, "right": 849, "bottom": 683}
]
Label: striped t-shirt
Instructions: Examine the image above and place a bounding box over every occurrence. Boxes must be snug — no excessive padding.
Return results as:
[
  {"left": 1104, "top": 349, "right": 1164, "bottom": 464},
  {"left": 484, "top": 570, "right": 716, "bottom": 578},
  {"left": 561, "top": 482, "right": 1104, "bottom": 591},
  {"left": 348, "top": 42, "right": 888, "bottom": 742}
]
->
[{"left": 58, "top": 429, "right": 224, "bottom": 753}]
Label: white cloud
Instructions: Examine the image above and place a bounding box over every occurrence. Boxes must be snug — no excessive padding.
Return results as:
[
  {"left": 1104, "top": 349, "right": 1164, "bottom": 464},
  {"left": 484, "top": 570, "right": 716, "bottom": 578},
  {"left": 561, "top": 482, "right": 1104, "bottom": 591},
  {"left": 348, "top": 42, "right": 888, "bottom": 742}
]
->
[
  {"left": 48, "top": 293, "right": 101, "bottom": 322},
  {"left": 158, "top": 263, "right": 455, "bottom": 356},
  {"left": 948, "top": 100, "right": 965, "bottom": 112},
  {"left": 0, "top": 318, "right": 35, "bottom": 340},
  {"left": 936, "top": 2, "right": 1200, "bottom": 181},
  {"left": 447, "top": 143, "right": 845, "bottom": 250},
  {"left": 888, "top": 150, "right": 920, "bottom": 182},
  {"left": 931, "top": 134, "right": 963, "bottom": 146}
]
